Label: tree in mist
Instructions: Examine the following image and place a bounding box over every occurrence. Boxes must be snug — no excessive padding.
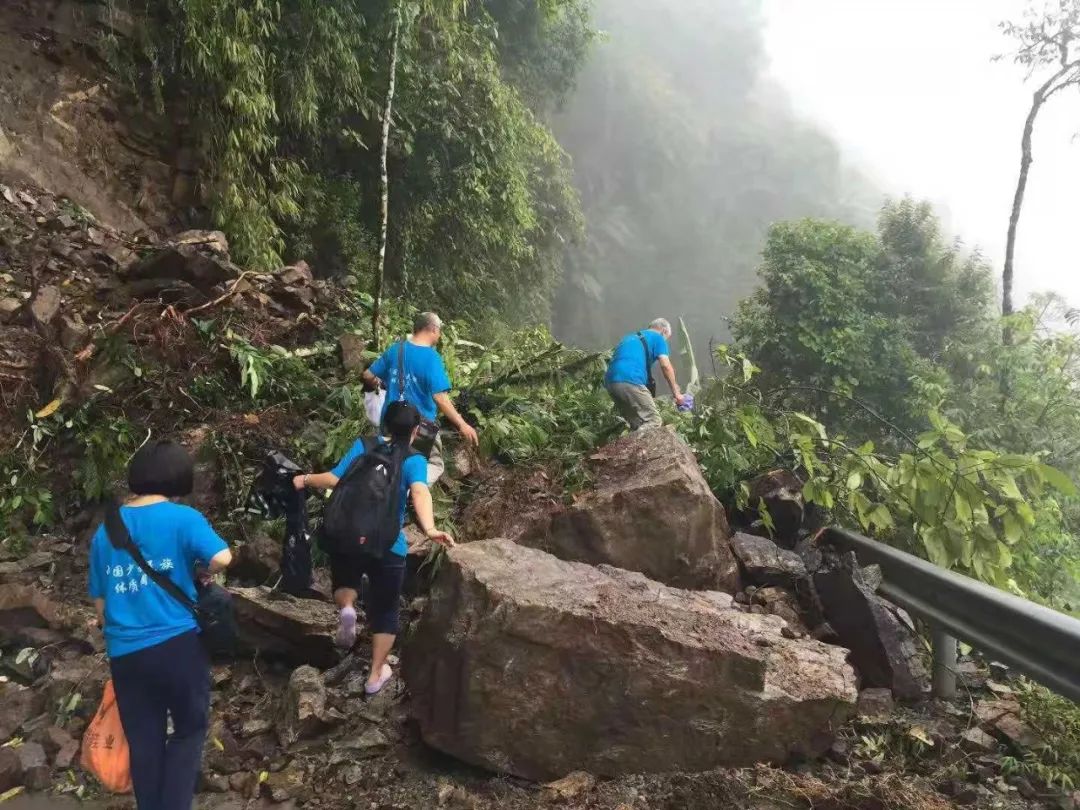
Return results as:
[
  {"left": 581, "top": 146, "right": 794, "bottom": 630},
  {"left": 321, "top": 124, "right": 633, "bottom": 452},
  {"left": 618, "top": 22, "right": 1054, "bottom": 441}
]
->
[
  {"left": 550, "top": 0, "right": 879, "bottom": 361},
  {"left": 1000, "top": 0, "right": 1080, "bottom": 327}
]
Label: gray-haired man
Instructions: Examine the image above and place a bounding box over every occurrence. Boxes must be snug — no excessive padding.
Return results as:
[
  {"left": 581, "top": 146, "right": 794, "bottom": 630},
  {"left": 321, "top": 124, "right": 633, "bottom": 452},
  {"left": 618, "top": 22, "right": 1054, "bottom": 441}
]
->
[
  {"left": 604, "top": 318, "right": 686, "bottom": 431},
  {"left": 362, "top": 312, "right": 478, "bottom": 483}
]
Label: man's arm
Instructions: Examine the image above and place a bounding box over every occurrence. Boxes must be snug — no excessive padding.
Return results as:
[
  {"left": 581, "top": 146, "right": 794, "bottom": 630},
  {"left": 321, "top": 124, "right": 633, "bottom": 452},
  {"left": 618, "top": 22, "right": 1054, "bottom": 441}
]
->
[
  {"left": 93, "top": 598, "right": 105, "bottom": 628},
  {"left": 657, "top": 356, "right": 686, "bottom": 404},
  {"left": 433, "top": 392, "right": 479, "bottom": 446},
  {"left": 410, "top": 481, "right": 455, "bottom": 547}
]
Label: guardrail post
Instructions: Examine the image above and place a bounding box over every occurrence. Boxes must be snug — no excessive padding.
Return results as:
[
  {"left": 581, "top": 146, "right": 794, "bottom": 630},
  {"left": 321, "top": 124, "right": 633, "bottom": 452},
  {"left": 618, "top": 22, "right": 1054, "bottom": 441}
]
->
[{"left": 931, "top": 628, "right": 957, "bottom": 699}]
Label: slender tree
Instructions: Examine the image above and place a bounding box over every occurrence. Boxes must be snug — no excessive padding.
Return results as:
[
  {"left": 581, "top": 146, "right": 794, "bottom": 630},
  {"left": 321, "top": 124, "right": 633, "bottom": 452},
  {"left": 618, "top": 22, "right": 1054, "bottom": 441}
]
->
[
  {"left": 371, "top": 4, "right": 401, "bottom": 347},
  {"left": 1001, "top": 1, "right": 1080, "bottom": 330}
]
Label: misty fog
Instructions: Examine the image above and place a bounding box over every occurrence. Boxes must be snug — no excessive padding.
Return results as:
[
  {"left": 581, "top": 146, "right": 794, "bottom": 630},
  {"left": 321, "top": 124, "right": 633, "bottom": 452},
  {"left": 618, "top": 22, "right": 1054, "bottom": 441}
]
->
[{"left": 551, "top": 0, "right": 1080, "bottom": 361}]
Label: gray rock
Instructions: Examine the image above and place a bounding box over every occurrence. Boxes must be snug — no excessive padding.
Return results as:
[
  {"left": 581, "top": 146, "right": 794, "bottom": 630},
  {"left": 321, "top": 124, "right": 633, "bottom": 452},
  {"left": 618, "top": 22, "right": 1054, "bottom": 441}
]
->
[
  {"left": 730, "top": 533, "right": 807, "bottom": 587},
  {"left": 0, "top": 297, "right": 21, "bottom": 322},
  {"left": 517, "top": 428, "right": 740, "bottom": 591},
  {"left": 812, "top": 569, "right": 928, "bottom": 699},
  {"left": 58, "top": 314, "right": 90, "bottom": 351},
  {"left": 230, "top": 586, "right": 338, "bottom": 668},
  {"left": 278, "top": 665, "right": 335, "bottom": 747},
  {"left": 16, "top": 742, "right": 49, "bottom": 790},
  {"left": 29, "top": 286, "right": 61, "bottom": 332},
  {"left": 0, "top": 747, "right": 22, "bottom": 792},
  {"left": 339, "top": 333, "right": 367, "bottom": 374},
  {"left": 856, "top": 688, "right": 894, "bottom": 721},
  {"left": 404, "top": 539, "right": 857, "bottom": 780},
  {"left": 746, "top": 469, "right": 804, "bottom": 547}
]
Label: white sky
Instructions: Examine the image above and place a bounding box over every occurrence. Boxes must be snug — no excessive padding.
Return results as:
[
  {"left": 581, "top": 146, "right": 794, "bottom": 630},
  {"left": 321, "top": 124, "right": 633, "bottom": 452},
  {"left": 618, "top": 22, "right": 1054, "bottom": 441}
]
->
[{"left": 763, "top": 0, "right": 1080, "bottom": 308}]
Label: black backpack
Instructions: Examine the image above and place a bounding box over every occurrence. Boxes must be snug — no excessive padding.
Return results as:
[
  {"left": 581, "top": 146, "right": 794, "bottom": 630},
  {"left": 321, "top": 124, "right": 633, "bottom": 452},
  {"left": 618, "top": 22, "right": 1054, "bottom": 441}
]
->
[{"left": 320, "top": 437, "right": 413, "bottom": 559}]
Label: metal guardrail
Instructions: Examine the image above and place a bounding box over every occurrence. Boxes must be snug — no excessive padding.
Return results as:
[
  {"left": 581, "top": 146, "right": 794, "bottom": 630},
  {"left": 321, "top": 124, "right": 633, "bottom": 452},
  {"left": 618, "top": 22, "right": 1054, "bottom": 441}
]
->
[{"left": 826, "top": 526, "right": 1080, "bottom": 702}]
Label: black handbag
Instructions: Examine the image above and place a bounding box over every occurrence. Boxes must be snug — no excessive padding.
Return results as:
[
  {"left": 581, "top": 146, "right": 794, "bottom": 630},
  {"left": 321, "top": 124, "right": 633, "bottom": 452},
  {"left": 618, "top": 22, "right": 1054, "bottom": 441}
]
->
[
  {"left": 396, "top": 339, "right": 440, "bottom": 458},
  {"left": 104, "top": 503, "right": 237, "bottom": 658},
  {"left": 637, "top": 332, "right": 657, "bottom": 398}
]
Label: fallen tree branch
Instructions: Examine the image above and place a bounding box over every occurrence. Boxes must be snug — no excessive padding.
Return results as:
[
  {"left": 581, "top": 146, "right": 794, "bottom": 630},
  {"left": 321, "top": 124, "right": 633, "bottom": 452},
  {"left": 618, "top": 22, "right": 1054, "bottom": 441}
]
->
[{"left": 182, "top": 270, "right": 255, "bottom": 317}]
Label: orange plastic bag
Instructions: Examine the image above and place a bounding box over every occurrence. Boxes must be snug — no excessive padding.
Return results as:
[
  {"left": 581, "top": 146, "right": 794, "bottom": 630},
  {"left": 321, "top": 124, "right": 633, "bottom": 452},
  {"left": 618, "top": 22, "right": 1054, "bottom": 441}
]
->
[{"left": 80, "top": 679, "right": 133, "bottom": 794}]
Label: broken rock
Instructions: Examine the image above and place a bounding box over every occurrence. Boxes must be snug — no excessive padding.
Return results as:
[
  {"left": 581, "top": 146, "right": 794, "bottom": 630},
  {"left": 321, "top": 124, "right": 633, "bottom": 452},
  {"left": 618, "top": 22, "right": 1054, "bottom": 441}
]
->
[
  {"left": 752, "top": 586, "right": 807, "bottom": 633},
  {"left": 230, "top": 587, "right": 338, "bottom": 669},
  {"left": 278, "top": 665, "right": 330, "bottom": 747},
  {"left": 812, "top": 568, "right": 927, "bottom": 699},
  {"left": 17, "top": 742, "right": 49, "bottom": 791},
  {"left": 404, "top": 539, "right": 857, "bottom": 780},
  {"left": 518, "top": 428, "right": 740, "bottom": 591},
  {"left": 730, "top": 533, "right": 807, "bottom": 587},
  {"left": 127, "top": 240, "right": 239, "bottom": 291},
  {"left": 746, "top": 469, "right": 805, "bottom": 548},
  {"left": 339, "top": 332, "right": 367, "bottom": 374}
]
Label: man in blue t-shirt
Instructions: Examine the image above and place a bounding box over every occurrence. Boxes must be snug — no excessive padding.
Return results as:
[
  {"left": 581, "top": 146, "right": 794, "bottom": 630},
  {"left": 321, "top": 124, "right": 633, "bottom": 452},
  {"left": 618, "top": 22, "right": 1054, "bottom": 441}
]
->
[
  {"left": 362, "top": 311, "right": 478, "bottom": 484},
  {"left": 605, "top": 317, "right": 687, "bottom": 431}
]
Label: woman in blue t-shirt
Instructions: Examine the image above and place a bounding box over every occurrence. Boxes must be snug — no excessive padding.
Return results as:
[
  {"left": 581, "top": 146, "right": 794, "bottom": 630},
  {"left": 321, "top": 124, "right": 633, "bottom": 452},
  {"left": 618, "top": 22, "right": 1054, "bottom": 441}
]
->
[
  {"left": 294, "top": 401, "right": 454, "bottom": 695},
  {"left": 88, "top": 441, "right": 232, "bottom": 810}
]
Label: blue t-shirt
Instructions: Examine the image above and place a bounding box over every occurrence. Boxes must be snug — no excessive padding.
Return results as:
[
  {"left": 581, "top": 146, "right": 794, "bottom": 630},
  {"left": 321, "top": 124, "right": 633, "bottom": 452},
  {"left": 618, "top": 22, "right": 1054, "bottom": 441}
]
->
[
  {"left": 331, "top": 438, "right": 428, "bottom": 557},
  {"left": 605, "top": 330, "right": 670, "bottom": 386},
  {"left": 88, "top": 502, "right": 228, "bottom": 658},
  {"left": 368, "top": 340, "right": 451, "bottom": 422}
]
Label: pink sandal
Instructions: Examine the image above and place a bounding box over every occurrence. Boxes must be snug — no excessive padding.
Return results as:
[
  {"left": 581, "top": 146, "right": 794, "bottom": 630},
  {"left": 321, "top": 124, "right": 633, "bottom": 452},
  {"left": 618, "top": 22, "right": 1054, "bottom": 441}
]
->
[{"left": 365, "top": 663, "right": 393, "bottom": 695}]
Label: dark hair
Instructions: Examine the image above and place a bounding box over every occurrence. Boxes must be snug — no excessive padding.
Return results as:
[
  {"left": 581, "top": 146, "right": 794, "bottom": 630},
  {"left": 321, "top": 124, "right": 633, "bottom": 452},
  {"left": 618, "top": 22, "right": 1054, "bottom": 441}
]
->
[
  {"left": 384, "top": 401, "right": 421, "bottom": 442},
  {"left": 128, "top": 441, "right": 194, "bottom": 497}
]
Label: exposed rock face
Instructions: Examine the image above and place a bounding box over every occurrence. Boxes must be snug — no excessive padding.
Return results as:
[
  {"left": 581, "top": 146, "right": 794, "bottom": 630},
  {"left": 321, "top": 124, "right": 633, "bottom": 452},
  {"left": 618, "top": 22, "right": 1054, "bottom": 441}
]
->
[
  {"left": 517, "top": 428, "right": 740, "bottom": 592},
  {"left": 404, "top": 539, "right": 857, "bottom": 780},
  {"left": 812, "top": 569, "right": 928, "bottom": 700},
  {"left": 278, "top": 666, "right": 335, "bottom": 747},
  {"left": 730, "top": 532, "right": 807, "bottom": 587}
]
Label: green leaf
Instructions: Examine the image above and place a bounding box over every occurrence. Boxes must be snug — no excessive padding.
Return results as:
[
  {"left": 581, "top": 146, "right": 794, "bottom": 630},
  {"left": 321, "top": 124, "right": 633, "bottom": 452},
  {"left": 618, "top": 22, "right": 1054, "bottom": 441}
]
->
[
  {"left": 846, "top": 471, "right": 863, "bottom": 490},
  {"left": 1039, "top": 463, "right": 1077, "bottom": 496}
]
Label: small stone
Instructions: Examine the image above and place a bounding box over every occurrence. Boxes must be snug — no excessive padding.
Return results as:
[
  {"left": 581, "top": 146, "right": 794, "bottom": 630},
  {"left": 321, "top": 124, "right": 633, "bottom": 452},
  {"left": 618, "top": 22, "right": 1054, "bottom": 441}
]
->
[
  {"left": 341, "top": 764, "right": 363, "bottom": 787},
  {"left": 239, "top": 717, "right": 274, "bottom": 738},
  {"left": 988, "top": 661, "right": 1009, "bottom": 680},
  {"left": 29, "top": 286, "right": 61, "bottom": 330},
  {"left": 202, "top": 772, "right": 229, "bottom": 793},
  {"left": 544, "top": 770, "right": 595, "bottom": 800},
  {"left": 0, "top": 297, "right": 20, "bottom": 321},
  {"left": 0, "top": 747, "right": 22, "bottom": 792},
  {"left": 856, "top": 688, "right": 894, "bottom": 721},
  {"left": 58, "top": 314, "right": 89, "bottom": 351},
  {"left": 861, "top": 759, "right": 883, "bottom": 775},
  {"left": 17, "top": 742, "right": 50, "bottom": 790},
  {"left": 860, "top": 564, "right": 883, "bottom": 592},
  {"left": 960, "top": 727, "right": 998, "bottom": 755}
]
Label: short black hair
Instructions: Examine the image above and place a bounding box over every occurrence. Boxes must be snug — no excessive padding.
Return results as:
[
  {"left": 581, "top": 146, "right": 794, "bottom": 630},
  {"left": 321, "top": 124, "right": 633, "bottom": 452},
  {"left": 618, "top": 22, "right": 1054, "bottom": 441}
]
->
[
  {"left": 384, "top": 401, "right": 421, "bottom": 442},
  {"left": 128, "top": 441, "right": 194, "bottom": 497}
]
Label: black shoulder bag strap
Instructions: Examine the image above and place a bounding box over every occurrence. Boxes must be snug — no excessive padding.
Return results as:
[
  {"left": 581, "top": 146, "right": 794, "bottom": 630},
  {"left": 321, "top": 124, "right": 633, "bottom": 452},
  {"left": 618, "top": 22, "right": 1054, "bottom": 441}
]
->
[
  {"left": 636, "top": 332, "right": 657, "bottom": 397},
  {"left": 396, "top": 339, "right": 407, "bottom": 402},
  {"left": 104, "top": 504, "right": 197, "bottom": 615}
]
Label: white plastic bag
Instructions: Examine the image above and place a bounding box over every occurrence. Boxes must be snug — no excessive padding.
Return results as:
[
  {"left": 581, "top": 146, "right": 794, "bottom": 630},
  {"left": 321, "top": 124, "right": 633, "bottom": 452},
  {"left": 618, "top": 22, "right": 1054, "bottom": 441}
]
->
[{"left": 364, "top": 389, "right": 386, "bottom": 428}]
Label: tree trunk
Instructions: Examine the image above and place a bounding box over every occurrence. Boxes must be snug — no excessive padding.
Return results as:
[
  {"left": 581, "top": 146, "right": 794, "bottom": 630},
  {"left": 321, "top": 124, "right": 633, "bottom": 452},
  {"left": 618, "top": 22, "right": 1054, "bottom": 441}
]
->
[
  {"left": 1002, "top": 64, "right": 1077, "bottom": 338},
  {"left": 371, "top": 7, "right": 401, "bottom": 348},
  {"left": 1002, "top": 91, "right": 1043, "bottom": 325}
]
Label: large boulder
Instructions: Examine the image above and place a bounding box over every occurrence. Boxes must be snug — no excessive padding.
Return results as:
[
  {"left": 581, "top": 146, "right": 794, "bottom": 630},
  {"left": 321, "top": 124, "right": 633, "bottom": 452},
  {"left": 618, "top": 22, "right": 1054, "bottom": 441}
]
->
[
  {"left": 517, "top": 428, "right": 740, "bottom": 592},
  {"left": 745, "top": 470, "right": 805, "bottom": 548},
  {"left": 230, "top": 587, "right": 338, "bottom": 669},
  {"left": 404, "top": 539, "right": 857, "bottom": 780}
]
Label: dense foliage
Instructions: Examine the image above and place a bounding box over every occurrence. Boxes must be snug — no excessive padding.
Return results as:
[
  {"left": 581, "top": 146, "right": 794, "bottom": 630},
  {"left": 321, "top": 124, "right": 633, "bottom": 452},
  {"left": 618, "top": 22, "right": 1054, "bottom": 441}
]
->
[
  {"left": 732, "top": 199, "right": 994, "bottom": 440},
  {"left": 103, "top": 0, "right": 590, "bottom": 326}
]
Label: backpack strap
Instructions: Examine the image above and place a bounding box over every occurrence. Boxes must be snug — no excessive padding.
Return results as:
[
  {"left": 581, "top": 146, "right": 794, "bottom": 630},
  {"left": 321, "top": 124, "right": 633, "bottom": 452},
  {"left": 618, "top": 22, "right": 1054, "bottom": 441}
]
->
[
  {"left": 636, "top": 332, "right": 656, "bottom": 389},
  {"left": 104, "top": 503, "right": 197, "bottom": 615},
  {"left": 395, "top": 340, "right": 407, "bottom": 402}
]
